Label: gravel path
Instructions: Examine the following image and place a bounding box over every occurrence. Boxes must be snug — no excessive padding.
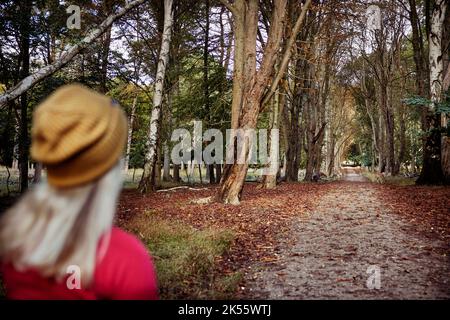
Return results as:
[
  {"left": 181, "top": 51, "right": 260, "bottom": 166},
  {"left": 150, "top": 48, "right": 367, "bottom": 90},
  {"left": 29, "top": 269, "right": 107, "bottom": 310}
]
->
[{"left": 246, "top": 180, "right": 450, "bottom": 299}]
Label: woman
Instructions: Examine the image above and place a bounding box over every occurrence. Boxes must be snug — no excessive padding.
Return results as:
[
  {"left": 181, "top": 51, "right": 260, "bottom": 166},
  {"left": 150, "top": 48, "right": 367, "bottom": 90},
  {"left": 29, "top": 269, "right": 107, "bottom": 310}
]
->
[{"left": 0, "top": 84, "right": 158, "bottom": 299}]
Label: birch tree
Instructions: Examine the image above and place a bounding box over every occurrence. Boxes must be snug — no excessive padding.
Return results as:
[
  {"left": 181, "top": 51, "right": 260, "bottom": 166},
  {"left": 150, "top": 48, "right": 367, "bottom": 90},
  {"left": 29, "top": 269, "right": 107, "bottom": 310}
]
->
[
  {"left": 428, "top": 0, "right": 446, "bottom": 110},
  {"left": 441, "top": 2, "right": 450, "bottom": 184},
  {"left": 417, "top": 0, "right": 447, "bottom": 184},
  {"left": 139, "top": 0, "right": 174, "bottom": 193},
  {"left": 429, "top": 0, "right": 450, "bottom": 184}
]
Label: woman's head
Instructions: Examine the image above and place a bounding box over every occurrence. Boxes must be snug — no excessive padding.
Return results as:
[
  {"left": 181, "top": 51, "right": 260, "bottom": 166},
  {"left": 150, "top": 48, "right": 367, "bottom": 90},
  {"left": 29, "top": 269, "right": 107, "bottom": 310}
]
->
[
  {"left": 31, "top": 84, "right": 127, "bottom": 187},
  {"left": 0, "top": 84, "right": 128, "bottom": 286}
]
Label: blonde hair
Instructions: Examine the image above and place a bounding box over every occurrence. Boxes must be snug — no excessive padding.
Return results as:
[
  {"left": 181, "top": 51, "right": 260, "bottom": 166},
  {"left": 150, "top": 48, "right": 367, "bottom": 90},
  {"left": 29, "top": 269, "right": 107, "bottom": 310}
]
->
[{"left": 0, "top": 161, "right": 124, "bottom": 287}]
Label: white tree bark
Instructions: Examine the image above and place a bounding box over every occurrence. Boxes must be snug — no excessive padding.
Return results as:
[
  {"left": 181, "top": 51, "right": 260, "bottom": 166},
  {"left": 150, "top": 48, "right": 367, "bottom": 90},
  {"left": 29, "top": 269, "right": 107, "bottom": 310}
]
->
[
  {"left": 0, "top": 0, "right": 147, "bottom": 107},
  {"left": 429, "top": 0, "right": 447, "bottom": 111},
  {"left": 140, "top": 0, "right": 174, "bottom": 192},
  {"left": 429, "top": 0, "right": 449, "bottom": 182}
]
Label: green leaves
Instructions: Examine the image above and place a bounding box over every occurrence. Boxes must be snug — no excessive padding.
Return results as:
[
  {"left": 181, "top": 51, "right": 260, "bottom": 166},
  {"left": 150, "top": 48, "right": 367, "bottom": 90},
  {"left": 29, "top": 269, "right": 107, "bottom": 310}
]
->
[
  {"left": 402, "top": 96, "right": 430, "bottom": 107},
  {"left": 403, "top": 95, "right": 450, "bottom": 115}
]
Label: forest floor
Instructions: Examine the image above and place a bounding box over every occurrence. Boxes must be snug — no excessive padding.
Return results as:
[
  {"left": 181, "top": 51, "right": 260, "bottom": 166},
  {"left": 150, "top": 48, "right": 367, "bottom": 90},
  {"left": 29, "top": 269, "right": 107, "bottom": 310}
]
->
[
  {"left": 118, "top": 182, "right": 328, "bottom": 298},
  {"left": 117, "top": 168, "right": 450, "bottom": 299},
  {"left": 0, "top": 167, "right": 449, "bottom": 299}
]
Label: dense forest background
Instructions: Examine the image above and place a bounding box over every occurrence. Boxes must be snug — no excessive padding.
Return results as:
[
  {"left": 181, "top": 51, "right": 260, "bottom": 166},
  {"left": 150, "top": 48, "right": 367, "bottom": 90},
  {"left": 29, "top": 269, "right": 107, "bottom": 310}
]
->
[{"left": 0, "top": 0, "right": 449, "bottom": 202}]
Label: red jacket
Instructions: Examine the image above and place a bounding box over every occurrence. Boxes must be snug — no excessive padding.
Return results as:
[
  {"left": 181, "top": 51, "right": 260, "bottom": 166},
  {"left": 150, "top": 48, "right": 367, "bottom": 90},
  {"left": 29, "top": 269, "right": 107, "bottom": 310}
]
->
[{"left": 1, "top": 227, "right": 158, "bottom": 300}]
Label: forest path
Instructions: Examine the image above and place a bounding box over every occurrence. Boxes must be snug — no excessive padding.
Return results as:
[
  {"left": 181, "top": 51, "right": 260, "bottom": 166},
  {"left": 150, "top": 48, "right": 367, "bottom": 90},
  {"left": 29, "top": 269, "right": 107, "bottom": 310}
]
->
[
  {"left": 246, "top": 181, "right": 450, "bottom": 299},
  {"left": 340, "top": 166, "right": 368, "bottom": 182}
]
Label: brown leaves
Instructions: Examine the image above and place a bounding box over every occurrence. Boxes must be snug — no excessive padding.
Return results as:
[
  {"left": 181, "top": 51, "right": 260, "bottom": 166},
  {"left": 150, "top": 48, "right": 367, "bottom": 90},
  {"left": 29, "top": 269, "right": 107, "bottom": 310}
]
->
[
  {"left": 117, "top": 181, "right": 450, "bottom": 298},
  {"left": 375, "top": 184, "right": 450, "bottom": 244},
  {"left": 117, "top": 182, "right": 328, "bottom": 276}
]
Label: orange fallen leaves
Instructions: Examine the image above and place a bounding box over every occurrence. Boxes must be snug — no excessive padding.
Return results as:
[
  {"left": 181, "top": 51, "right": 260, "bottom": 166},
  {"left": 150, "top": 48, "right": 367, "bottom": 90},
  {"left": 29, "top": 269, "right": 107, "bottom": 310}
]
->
[
  {"left": 117, "top": 182, "right": 329, "bottom": 275},
  {"left": 375, "top": 184, "right": 450, "bottom": 244}
]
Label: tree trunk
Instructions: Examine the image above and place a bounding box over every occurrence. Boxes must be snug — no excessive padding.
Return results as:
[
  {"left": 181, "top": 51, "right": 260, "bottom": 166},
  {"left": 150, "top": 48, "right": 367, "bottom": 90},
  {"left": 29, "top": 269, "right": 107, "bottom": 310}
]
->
[
  {"left": 304, "top": 63, "right": 327, "bottom": 181},
  {"left": 285, "top": 57, "right": 303, "bottom": 182},
  {"left": 417, "top": 0, "right": 447, "bottom": 184},
  {"left": 440, "top": 3, "right": 450, "bottom": 183},
  {"left": 203, "top": 0, "right": 216, "bottom": 185},
  {"left": 397, "top": 105, "right": 407, "bottom": 174},
  {"left": 99, "top": 25, "right": 112, "bottom": 93},
  {"left": 215, "top": 163, "right": 222, "bottom": 183},
  {"left": 302, "top": 8, "right": 329, "bottom": 181},
  {"left": 155, "top": 150, "right": 162, "bottom": 188},
  {"left": 139, "top": 0, "right": 174, "bottom": 193},
  {"left": 408, "top": 0, "right": 430, "bottom": 149},
  {"left": 198, "top": 163, "right": 203, "bottom": 184},
  {"left": 208, "top": 164, "right": 215, "bottom": 184},
  {"left": 376, "top": 43, "right": 396, "bottom": 175},
  {"left": 383, "top": 86, "right": 396, "bottom": 175},
  {"left": 408, "top": 0, "right": 430, "bottom": 99},
  {"left": 163, "top": 143, "right": 171, "bottom": 181},
  {"left": 262, "top": 85, "right": 280, "bottom": 189},
  {"left": 18, "top": 1, "right": 31, "bottom": 193},
  {"left": 173, "top": 164, "right": 180, "bottom": 182},
  {"left": 378, "top": 110, "right": 386, "bottom": 172},
  {"left": 315, "top": 54, "right": 331, "bottom": 176},
  {"left": 441, "top": 135, "right": 450, "bottom": 183},
  {"left": 327, "top": 134, "right": 335, "bottom": 177},
  {"left": 33, "top": 162, "right": 42, "bottom": 184},
  {"left": 124, "top": 96, "right": 137, "bottom": 172},
  {"left": 417, "top": 113, "right": 444, "bottom": 184},
  {"left": 217, "top": 0, "right": 287, "bottom": 204}
]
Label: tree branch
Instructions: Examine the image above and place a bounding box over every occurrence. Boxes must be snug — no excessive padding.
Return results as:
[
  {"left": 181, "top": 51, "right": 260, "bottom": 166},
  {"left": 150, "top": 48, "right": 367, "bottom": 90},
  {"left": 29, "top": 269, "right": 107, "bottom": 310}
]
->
[
  {"left": 0, "top": 0, "right": 148, "bottom": 107},
  {"left": 219, "top": 0, "right": 237, "bottom": 16},
  {"left": 260, "top": 0, "right": 312, "bottom": 109}
]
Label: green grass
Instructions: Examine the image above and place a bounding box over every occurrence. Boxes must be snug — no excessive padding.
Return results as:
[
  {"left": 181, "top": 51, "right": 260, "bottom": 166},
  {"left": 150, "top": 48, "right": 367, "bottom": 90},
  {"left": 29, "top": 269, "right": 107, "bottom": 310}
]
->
[
  {"left": 126, "top": 211, "right": 240, "bottom": 299},
  {"left": 362, "top": 171, "right": 417, "bottom": 186},
  {"left": 362, "top": 171, "right": 385, "bottom": 183},
  {"left": 384, "top": 175, "right": 417, "bottom": 186}
]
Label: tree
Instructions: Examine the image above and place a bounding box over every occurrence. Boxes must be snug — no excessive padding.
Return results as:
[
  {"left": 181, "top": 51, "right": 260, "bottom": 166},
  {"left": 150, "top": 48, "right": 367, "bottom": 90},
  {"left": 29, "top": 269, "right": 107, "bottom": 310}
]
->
[
  {"left": 416, "top": 0, "right": 447, "bottom": 184},
  {"left": 139, "top": 0, "right": 174, "bottom": 193},
  {"left": 0, "top": 0, "right": 147, "bottom": 107},
  {"left": 216, "top": 0, "right": 287, "bottom": 204},
  {"left": 203, "top": 0, "right": 216, "bottom": 184},
  {"left": 441, "top": 3, "right": 450, "bottom": 183},
  {"left": 16, "top": 1, "right": 32, "bottom": 192},
  {"left": 277, "top": 0, "right": 312, "bottom": 182}
]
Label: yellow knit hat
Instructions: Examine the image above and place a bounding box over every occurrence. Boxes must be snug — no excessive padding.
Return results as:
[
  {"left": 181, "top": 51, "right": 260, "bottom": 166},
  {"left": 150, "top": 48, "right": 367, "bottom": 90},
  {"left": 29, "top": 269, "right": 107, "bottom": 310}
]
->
[{"left": 31, "top": 84, "right": 128, "bottom": 188}]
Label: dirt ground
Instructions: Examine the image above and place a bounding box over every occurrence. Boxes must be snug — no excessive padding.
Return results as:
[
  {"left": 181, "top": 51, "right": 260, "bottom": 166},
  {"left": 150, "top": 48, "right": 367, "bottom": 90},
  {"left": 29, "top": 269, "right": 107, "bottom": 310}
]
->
[{"left": 245, "top": 178, "right": 450, "bottom": 299}]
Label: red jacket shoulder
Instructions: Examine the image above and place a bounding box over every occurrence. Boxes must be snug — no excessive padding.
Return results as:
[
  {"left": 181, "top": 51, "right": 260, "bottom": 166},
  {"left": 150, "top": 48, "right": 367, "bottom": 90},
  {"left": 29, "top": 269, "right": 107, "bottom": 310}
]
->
[{"left": 93, "top": 227, "right": 158, "bottom": 300}]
